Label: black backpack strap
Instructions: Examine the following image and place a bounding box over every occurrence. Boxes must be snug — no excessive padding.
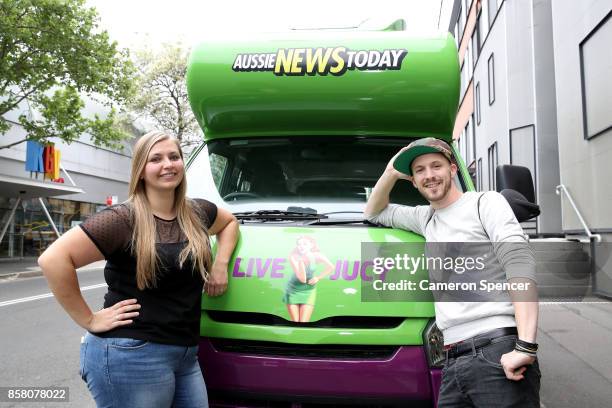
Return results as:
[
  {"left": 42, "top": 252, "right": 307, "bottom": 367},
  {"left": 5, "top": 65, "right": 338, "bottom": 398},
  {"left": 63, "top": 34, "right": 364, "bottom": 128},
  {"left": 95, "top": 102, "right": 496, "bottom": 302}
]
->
[
  {"left": 478, "top": 192, "right": 490, "bottom": 240},
  {"left": 424, "top": 207, "right": 435, "bottom": 232}
]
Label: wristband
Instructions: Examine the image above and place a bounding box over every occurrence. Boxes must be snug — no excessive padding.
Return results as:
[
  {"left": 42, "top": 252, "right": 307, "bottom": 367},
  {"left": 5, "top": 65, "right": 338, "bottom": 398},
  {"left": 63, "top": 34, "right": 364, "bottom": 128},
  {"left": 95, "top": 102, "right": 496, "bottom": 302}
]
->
[
  {"left": 516, "top": 339, "right": 538, "bottom": 352},
  {"left": 514, "top": 345, "right": 537, "bottom": 356},
  {"left": 515, "top": 339, "right": 538, "bottom": 356}
]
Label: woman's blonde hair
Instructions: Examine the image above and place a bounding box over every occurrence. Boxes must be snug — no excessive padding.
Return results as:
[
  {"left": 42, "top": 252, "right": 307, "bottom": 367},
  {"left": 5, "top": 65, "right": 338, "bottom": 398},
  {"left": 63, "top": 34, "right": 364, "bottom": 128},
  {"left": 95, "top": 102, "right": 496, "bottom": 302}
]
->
[{"left": 128, "top": 130, "right": 211, "bottom": 290}]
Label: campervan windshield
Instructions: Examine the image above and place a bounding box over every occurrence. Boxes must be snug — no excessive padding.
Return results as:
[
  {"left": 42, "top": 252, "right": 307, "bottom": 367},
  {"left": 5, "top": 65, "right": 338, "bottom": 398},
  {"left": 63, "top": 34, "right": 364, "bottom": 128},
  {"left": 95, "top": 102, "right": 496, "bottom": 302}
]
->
[{"left": 205, "top": 136, "right": 463, "bottom": 208}]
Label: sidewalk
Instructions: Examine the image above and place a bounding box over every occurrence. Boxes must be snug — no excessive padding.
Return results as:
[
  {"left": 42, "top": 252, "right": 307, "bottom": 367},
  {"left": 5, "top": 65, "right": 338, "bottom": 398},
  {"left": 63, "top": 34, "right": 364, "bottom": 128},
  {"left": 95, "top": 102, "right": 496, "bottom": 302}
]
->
[
  {"left": 539, "top": 300, "right": 612, "bottom": 407},
  {"left": 0, "top": 257, "right": 106, "bottom": 280}
]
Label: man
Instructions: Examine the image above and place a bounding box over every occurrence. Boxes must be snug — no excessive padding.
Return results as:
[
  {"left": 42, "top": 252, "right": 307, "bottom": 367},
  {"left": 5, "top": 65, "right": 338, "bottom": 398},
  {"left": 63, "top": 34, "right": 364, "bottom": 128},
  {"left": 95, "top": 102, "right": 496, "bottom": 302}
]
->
[{"left": 364, "top": 138, "right": 540, "bottom": 407}]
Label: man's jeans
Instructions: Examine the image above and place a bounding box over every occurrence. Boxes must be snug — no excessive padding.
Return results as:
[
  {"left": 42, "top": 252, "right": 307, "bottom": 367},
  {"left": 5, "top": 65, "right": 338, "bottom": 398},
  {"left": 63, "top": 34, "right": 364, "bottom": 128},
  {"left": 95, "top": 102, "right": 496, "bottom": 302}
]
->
[
  {"left": 80, "top": 333, "right": 209, "bottom": 408},
  {"left": 438, "top": 334, "right": 541, "bottom": 408}
]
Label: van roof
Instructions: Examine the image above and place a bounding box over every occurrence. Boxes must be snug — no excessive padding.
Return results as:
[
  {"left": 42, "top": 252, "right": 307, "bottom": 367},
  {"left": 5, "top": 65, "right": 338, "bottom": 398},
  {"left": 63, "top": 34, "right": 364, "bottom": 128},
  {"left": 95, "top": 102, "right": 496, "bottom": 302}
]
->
[{"left": 187, "top": 31, "right": 459, "bottom": 142}]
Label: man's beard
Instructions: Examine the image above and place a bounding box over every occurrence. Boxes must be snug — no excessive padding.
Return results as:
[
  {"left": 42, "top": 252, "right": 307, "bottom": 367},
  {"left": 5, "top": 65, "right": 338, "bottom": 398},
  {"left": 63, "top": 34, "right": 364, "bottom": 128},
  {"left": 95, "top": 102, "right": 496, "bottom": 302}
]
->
[{"left": 418, "top": 173, "right": 452, "bottom": 203}]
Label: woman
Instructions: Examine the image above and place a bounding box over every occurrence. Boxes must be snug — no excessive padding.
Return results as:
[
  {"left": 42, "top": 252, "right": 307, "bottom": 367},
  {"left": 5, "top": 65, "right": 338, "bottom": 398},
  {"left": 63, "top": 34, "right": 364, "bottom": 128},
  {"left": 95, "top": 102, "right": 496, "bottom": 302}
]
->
[
  {"left": 38, "top": 131, "right": 239, "bottom": 408},
  {"left": 283, "top": 236, "right": 334, "bottom": 322}
]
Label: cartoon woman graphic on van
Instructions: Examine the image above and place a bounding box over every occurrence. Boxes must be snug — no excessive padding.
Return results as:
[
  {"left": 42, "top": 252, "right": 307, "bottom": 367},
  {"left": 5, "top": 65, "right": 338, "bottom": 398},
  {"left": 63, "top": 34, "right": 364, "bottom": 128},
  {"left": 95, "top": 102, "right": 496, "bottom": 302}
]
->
[{"left": 283, "top": 236, "right": 334, "bottom": 322}]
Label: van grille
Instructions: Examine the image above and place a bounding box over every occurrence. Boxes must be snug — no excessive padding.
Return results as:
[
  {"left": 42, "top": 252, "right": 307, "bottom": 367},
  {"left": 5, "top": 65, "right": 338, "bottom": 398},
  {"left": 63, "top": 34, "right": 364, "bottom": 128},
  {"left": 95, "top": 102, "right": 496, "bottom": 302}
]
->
[
  {"left": 210, "top": 338, "right": 400, "bottom": 360},
  {"left": 206, "top": 311, "right": 404, "bottom": 329}
]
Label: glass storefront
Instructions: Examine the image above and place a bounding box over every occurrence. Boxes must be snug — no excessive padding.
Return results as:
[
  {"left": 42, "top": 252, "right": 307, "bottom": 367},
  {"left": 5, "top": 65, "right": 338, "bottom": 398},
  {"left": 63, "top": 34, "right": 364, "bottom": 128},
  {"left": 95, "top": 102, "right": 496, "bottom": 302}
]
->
[{"left": 0, "top": 197, "right": 105, "bottom": 258}]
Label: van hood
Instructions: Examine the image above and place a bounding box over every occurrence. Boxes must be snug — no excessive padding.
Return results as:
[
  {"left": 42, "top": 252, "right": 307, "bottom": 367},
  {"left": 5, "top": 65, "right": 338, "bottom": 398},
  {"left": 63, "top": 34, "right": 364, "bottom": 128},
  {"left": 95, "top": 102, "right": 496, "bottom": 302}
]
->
[{"left": 202, "top": 224, "right": 434, "bottom": 344}]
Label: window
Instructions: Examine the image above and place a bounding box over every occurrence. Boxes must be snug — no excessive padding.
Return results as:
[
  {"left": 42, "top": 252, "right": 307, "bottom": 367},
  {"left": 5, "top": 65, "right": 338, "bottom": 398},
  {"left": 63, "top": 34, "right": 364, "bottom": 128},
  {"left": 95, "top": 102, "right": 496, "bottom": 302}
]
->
[
  {"left": 464, "top": 119, "right": 475, "bottom": 164},
  {"left": 474, "top": 12, "right": 482, "bottom": 61},
  {"left": 475, "top": 82, "right": 481, "bottom": 125},
  {"left": 454, "top": 21, "right": 460, "bottom": 48},
  {"left": 471, "top": 32, "right": 478, "bottom": 68},
  {"left": 480, "top": 0, "right": 490, "bottom": 39},
  {"left": 467, "top": 116, "right": 475, "bottom": 163},
  {"left": 487, "top": 142, "right": 498, "bottom": 191},
  {"left": 477, "top": 158, "right": 483, "bottom": 191},
  {"left": 510, "top": 125, "right": 536, "bottom": 198},
  {"left": 209, "top": 153, "right": 227, "bottom": 188},
  {"left": 460, "top": 62, "right": 467, "bottom": 95},
  {"left": 471, "top": 114, "right": 477, "bottom": 163},
  {"left": 580, "top": 9, "right": 612, "bottom": 139},
  {"left": 457, "top": 4, "right": 465, "bottom": 43},
  {"left": 488, "top": 53, "right": 495, "bottom": 105},
  {"left": 488, "top": 0, "right": 498, "bottom": 28},
  {"left": 465, "top": 41, "right": 472, "bottom": 78}
]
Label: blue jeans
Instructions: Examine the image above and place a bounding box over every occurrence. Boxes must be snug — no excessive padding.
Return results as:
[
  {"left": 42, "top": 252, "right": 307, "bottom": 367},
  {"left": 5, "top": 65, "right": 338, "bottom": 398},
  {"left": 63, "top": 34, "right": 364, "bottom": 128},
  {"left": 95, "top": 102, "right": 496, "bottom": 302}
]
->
[
  {"left": 438, "top": 334, "right": 541, "bottom": 407},
  {"left": 80, "top": 333, "right": 209, "bottom": 408}
]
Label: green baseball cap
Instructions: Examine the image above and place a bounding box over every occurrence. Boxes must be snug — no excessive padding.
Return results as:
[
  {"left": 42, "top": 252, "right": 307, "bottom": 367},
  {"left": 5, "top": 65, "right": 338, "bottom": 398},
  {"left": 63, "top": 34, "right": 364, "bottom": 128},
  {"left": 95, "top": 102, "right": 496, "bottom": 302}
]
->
[{"left": 393, "top": 137, "right": 454, "bottom": 176}]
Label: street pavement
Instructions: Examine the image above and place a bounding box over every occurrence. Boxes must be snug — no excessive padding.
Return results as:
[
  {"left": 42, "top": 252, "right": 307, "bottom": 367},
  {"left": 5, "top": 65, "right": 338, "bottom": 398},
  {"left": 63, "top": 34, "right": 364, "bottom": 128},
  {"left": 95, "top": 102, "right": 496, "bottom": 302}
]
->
[
  {"left": 0, "top": 267, "right": 104, "bottom": 408},
  {"left": 0, "top": 259, "right": 611, "bottom": 407}
]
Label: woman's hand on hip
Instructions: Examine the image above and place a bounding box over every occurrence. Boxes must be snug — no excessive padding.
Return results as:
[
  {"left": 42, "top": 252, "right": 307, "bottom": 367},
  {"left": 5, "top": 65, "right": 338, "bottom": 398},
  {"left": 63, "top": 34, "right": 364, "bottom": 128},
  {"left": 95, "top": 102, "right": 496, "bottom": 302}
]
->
[
  {"left": 86, "top": 299, "right": 140, "bottom": 333},
  {"left": 205, "top": 260, "right": 228, "bottom": 297}
]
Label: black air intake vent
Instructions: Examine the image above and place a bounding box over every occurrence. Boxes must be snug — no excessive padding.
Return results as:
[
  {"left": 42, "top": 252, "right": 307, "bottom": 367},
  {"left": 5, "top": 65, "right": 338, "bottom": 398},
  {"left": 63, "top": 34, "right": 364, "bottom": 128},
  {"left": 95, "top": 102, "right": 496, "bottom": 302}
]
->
[
  {"left": 206, "top": 311, "right": 404, "bottom": 329},
  {"left": 210, "top": 338, "right": 400, "bottom": 360}
]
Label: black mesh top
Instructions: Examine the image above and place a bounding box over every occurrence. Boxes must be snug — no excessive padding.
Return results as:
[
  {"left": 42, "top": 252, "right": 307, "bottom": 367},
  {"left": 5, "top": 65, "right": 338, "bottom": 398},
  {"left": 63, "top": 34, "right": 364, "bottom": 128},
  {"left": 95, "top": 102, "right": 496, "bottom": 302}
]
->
[{"left": 79, "top": 198, "right": 218, "bottom": 346}]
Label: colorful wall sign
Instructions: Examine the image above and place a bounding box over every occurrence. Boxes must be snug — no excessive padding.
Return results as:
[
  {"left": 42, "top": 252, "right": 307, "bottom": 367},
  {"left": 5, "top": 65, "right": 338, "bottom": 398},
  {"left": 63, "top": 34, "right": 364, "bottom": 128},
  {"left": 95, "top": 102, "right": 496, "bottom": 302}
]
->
[{"left": 25, "top": 140, "right": 64, "bottom": 183}]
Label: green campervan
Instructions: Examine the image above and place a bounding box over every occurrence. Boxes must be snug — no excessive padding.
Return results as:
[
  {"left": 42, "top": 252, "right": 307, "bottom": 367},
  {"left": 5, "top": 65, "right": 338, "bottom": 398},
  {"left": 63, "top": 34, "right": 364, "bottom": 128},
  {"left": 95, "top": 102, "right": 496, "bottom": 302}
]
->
[{"left": 185, "top": 31, "right": 466, "bottom": 407}]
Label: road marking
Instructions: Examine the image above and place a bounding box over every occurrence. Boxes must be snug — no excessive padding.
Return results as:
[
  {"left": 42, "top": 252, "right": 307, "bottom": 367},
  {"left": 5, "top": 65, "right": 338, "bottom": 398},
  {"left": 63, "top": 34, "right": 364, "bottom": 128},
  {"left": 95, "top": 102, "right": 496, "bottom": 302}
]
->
[{"left": 0, "top": 283, "right": 107, "bottom": 308}]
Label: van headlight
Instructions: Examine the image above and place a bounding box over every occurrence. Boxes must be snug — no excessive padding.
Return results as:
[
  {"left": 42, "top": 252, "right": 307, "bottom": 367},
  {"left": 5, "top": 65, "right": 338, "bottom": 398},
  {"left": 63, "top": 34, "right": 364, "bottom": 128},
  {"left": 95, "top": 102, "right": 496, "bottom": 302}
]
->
[{"left": 423, "top": 319, "right": 444, "bottom": 368}]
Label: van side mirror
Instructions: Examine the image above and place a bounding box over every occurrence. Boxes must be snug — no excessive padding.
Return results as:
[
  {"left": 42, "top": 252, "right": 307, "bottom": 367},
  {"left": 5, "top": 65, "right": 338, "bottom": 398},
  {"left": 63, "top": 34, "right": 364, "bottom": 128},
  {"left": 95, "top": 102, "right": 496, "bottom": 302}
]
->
[{"left": 496, "top": 165, "right": 540, "bottom": 222}]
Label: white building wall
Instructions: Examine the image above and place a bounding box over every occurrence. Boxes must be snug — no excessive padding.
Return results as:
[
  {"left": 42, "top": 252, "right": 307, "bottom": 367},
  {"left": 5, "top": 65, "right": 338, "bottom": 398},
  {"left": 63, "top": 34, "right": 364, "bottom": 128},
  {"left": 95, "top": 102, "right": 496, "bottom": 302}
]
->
[
  {"left": 474, "top": 0, "right": 510, "bottom": 193},
  {"left": 550, "top": 0, "right": 612, "bottom": 232},
  {"left": 467, "top": 0, "right": 561, "bottom": 234}
]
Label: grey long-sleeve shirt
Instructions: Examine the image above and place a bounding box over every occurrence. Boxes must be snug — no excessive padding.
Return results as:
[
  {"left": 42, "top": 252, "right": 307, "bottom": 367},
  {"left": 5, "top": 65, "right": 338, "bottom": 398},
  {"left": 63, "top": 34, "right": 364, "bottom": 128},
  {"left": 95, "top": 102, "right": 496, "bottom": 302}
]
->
[{"left": 367, "top": 191, "right": 537, "bottom": 344}]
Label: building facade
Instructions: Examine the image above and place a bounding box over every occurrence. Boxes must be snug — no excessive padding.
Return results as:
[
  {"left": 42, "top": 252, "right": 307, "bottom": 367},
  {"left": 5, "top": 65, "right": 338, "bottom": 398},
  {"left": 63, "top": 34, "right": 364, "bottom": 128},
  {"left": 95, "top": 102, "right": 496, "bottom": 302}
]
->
[
  {"left": 450, "top": 0, "right": 612, "bottom": 296},
  {"left": 0, "top": 105, "right": 133, "bottom": 258},
  {"left": 549, "top": 0, "right": 612, "bottom": 296},
  {"left": 451, "top": 0, "right": 562, "bottom": 236}
]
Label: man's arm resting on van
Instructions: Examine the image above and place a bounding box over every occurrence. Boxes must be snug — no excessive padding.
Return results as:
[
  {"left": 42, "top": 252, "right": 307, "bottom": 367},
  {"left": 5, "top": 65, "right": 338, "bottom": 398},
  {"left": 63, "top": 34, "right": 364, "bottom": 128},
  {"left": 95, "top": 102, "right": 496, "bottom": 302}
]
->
[
  {"left": 38, "top": 227, "right": 140, "bottom": 332},
  {"left": 364, "top": 168, "right": 401, "bottom": 219},
  {"left": 206, "top": 208, "right": 239, "bottom": 297}
]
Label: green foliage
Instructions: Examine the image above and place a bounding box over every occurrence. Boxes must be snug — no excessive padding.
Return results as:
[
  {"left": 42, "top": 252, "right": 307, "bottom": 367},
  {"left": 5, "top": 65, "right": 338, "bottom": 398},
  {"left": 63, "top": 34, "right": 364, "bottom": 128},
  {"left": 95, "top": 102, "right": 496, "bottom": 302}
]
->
[
  {"left": 129, "top": 43, "right": 202, "bottom": 150},
  {"left": 0, "top": 0, "right": 136, "bottom": 149}
]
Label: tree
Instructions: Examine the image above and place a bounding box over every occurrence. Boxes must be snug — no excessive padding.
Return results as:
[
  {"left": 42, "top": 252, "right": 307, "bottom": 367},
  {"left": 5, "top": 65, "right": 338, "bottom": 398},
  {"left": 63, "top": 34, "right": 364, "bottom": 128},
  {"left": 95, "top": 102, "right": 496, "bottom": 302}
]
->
[
  {"left": 0, "top": 0, "right": 135, "bottom": 150},
  {"left": 129, "top": 43, "right": 202, "bottom": 151}
]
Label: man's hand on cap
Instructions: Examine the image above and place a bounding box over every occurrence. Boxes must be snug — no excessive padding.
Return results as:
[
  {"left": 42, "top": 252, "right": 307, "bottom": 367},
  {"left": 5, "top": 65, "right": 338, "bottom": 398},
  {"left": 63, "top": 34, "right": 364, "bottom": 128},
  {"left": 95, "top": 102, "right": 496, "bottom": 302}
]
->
[{"left": 386, "top": 146, "right": 412, "bottom": 181}]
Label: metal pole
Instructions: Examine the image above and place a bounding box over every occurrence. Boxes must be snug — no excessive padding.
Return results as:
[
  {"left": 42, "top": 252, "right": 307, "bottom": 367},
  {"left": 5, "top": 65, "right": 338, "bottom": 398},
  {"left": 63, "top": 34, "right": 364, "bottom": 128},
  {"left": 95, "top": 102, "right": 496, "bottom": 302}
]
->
[
  {"left": 38, "top": 197, "right": 61, "bottom": 238},
  {"left": 555, "top": 184, "right": 601, "bottom": 242},
  {"left": 0, "top": 197, "right": 21, "bottom": 247},
  {"left": 59, "top": 163, "right": 77, "bottom": 187}
]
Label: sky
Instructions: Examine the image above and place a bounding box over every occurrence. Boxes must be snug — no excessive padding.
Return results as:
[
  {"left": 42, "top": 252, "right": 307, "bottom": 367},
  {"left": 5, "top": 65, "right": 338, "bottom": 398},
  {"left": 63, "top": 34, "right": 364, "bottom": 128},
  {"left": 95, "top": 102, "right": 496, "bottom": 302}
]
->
[{"left": 86, "top": 0, "right": 449, "bottom": 49}]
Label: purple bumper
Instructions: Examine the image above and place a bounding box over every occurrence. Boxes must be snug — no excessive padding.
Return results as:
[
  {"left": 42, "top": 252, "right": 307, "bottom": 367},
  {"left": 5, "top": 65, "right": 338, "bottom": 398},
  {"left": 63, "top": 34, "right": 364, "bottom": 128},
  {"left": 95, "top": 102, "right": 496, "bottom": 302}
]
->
[{"left": 199, "top": 337, "right": 442, "bottom": 406}]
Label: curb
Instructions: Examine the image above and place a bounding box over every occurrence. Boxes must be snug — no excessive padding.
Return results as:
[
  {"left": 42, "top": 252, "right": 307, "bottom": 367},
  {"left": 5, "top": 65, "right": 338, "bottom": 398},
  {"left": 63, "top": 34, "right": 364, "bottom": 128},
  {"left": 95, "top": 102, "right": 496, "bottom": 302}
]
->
[
  {"left": 0, "top": 264, "right": 106, "bottom": 282},
  {"left": 0, "top": 271, "right": 42, "bottom": 282}
]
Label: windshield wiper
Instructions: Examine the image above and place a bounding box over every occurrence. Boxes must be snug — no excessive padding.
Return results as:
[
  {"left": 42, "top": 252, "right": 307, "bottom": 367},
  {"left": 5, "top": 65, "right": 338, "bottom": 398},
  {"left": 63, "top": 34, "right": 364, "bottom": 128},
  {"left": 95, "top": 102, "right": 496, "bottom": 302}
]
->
[
  {"left": 233, "top": 210, "right": 328, "bottom": 221},
  {"left": 305, "top": 211, "right": 366, "bottom": 225}
]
